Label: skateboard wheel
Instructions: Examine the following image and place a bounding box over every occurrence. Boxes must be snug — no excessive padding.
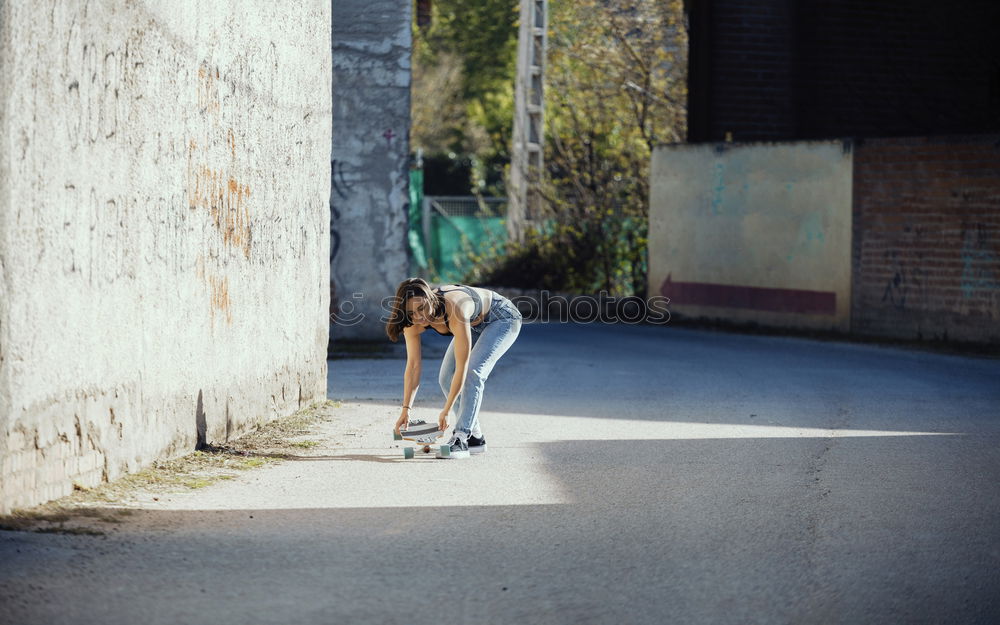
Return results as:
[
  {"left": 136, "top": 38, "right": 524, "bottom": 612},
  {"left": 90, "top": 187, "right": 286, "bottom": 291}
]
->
[
  {"left": 403, "top": 447, "right": 414, "bottom": 459},
  {"left": 438, "top": 445, "right": 450, "bottom": 458},
  {"left": 393, "top": 431, "right": 402, "bottom": 441}
]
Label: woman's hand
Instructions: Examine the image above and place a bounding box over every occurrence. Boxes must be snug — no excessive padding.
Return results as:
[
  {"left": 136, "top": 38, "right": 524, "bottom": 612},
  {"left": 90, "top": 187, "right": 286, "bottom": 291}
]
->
[
  {"left": 437, "top": 410, "right": 450, "bottom": 432},
  {"left": 394, "top": 411, "right": 410, "bottom": 435}
]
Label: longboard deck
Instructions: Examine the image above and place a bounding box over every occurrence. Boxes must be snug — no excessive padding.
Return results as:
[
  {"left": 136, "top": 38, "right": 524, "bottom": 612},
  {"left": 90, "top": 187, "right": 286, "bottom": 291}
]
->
[
  {"left": 394, "top": 420, "right": 462, "bottom": 459},
  {"left": 395, "top": 420, "right": 441, "bottom": 443}
]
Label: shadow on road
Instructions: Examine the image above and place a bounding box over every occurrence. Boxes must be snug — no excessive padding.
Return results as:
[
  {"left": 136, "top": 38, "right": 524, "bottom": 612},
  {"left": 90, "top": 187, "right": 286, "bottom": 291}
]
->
[{"left": 4, "top": 432, "right": 1000, "bottom": 624}]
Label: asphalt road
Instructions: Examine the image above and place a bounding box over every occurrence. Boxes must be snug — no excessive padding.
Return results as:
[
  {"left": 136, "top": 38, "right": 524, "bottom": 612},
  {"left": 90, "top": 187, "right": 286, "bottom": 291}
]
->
[{"left": 2, "top": 322, "right": 999, "bottom": 624}]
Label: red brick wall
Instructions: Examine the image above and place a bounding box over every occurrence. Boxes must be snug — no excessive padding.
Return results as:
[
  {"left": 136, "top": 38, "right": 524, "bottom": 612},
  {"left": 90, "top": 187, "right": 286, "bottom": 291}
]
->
[{"left": 852, "top": 135, "right": 1000, "bottom": 344}]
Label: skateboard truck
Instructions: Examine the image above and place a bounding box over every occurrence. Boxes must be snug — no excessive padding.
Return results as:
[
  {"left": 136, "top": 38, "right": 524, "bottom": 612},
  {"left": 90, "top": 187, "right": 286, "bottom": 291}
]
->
[{"left": 394, "top": 420, "right": 453, "bottom": 459}]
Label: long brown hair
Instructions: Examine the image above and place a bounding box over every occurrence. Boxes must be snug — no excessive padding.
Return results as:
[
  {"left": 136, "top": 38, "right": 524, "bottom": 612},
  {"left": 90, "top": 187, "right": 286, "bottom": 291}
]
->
[{"left": 386, "top": 278, "right": 443, "bottom": 342}]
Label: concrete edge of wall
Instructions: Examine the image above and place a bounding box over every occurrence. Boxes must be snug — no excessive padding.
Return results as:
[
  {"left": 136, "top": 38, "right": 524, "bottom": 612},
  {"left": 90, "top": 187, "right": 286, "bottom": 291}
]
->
[
  {"left": 656, "top": 137, "right": 856, "bottom": 152},
  {"left": 1, "top": 1, "right": 14, "bottom": 497}
]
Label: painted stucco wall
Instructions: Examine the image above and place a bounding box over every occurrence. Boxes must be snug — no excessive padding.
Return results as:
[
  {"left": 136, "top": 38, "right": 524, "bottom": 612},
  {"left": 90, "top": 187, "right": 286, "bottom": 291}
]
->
[
  {"left": 0, "top": 1, "right": 331, "bottom": 514},
  {"left": 330, "top": 0, "right": 411, "bottom": 340},
  {"left": 648, "top": 141, "right": 854, "bottom": 330}
]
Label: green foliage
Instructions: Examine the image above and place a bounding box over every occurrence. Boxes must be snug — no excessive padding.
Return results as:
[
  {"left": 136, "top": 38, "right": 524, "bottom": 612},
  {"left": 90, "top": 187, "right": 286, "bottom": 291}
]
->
[
  {"left": 467, "top": 86, "right": 516, "bottom": 193},
  {"left": 412, "top": 0, "right": 519, "bottom": 189},
  {"left": 466, "top": 218, "right": 648, "bottom": 296},
  {"left": 410, "top": 49, "right": 467, "bottom": 156},
  {"left": 470, "top": 0, "right": 687, "bottom": 296},
  {"left": 425, "top": 1, "right": 519, "bottom": 103}
]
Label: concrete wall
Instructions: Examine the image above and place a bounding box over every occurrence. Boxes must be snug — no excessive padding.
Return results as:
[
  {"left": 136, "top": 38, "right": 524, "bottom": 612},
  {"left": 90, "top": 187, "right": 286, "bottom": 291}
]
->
[
  {"left": 330, "top": 0, "right": 411, "bottom": 340},
  {"left": 852, "top": 135, "right": 1000, "bottom": 344},
  {"left": 0, "top": 1, "right": 331, "bottom": 514},
  {"left": 648, "top": 141, "right": 854, "bottom": 331}
]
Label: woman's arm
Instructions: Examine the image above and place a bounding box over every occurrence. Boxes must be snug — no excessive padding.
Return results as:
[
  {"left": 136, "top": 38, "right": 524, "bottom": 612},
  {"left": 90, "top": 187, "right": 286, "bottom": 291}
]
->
[{"left": 395, "top": 326, "right": 423, "bottom": 433}]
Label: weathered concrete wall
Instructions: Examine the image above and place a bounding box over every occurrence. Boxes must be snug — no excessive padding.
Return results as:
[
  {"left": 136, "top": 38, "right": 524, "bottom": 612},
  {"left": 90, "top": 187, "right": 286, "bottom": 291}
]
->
[
  {"left": 330, "top": 0, "right": 411, "bottom": 340},
  {"left": 852, "top": 135, "right": 1000, "bottom": 344},
  {"left": 648, "top": 141, "right": 854, "bottom": 331},
  {"left": 0, "top": 1, "right": 331, "bottom": 514}
]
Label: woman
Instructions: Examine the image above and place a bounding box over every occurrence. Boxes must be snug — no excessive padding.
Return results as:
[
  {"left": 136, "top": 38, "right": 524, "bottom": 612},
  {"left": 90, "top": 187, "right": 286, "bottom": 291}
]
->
[{"left": 386, "top": 278, "right": 523, "bottom": 458}]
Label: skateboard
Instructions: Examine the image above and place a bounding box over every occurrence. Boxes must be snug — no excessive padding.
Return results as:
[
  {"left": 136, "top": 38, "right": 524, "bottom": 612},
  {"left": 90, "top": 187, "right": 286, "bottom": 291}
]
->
[{"left": 393, "top": 419, "right": 454, "bottom": 459}]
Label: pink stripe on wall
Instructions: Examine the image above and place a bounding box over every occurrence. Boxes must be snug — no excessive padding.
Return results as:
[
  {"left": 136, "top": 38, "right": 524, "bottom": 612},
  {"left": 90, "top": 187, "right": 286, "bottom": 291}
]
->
[{"left": 660, "top": 274, "right": 837, "bottom": 315}]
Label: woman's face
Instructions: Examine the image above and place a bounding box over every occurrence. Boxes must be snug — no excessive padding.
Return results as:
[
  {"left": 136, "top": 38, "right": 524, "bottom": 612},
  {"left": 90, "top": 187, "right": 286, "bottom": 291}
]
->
[{"left": 406, "top": 296, "right": 433, "bottom": 325}]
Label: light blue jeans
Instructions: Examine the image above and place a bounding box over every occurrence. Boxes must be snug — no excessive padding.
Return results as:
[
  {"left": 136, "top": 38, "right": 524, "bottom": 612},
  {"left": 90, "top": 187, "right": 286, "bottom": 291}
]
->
[{"left": 438, "top": 294, "right": 522, "bottom": 440}]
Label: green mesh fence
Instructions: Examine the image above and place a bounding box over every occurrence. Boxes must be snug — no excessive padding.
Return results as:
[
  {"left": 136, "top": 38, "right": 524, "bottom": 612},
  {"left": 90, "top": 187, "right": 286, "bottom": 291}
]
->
[
  {"left": 407, "top": 168, "right": 428, "bottom": 271},
  {"left": 404, "top": 179, "right": 508, "bottom": 282},
  {"left": 429, "top": 213, "right": 507, "bottom": 283}
]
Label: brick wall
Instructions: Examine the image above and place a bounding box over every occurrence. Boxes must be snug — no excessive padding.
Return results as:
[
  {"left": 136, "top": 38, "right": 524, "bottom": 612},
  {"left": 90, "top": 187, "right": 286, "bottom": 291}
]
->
[
  {"left": 852, "top": 135, "right": 1000, "bottom": 344},
  {"left": 687, "top": 0, "right": 1000, "bottom": 142},
  {"left": 688, "top": 0, "right": 796, "bottom": 142}
]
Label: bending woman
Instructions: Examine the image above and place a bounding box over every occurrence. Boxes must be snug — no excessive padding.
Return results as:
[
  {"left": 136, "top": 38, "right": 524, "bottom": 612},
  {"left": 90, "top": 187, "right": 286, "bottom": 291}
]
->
[{"left": 386, "top": 278, "right": 523, "bottom": 458}]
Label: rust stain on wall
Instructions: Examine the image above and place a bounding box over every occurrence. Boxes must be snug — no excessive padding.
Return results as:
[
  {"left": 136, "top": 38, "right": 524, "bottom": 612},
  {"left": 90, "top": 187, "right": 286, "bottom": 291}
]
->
[
  {"left": 187, "top": 164, "right": 252, "bottom": 258},
  {"left": 208, "top": 274, "right": 233, "bottom": 325},
  {"left": 189, "top": 61, "right": 252, "bottom": 325},
  {"left": 197, "top": 63, "right": 220, "bottom": 113},
  {"left": 196, "top": 256, "right": 234, "bottom": 326}
]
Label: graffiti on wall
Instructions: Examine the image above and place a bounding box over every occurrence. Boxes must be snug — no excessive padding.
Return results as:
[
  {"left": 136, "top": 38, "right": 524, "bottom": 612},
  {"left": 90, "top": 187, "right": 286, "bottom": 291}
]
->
[
  {"left": 880, "top": 249, "right": 928, "bottom": 312},
  {"left": 960, "top": 223, "right": 1000, "bottom": 299},
  {"left": 53, "top": 5, "right": 325, "bottom": 331},
  {"left": 330, "top": 158, "right": 355, "bottom": 266},
  {"left": 63, "top": 23, "right": 136, "bottom": 150}
]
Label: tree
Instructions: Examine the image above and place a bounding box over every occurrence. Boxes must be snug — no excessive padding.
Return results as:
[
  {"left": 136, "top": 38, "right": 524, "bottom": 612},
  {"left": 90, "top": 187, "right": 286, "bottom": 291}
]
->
[
  {"left": 471, "top": 0, "right": 687, "bottom": 295},
  {"left": 411, "top": 0, "right": 519, "bottom": 193},
  {"left": 410, "top": 50, "right": 467, "bottom": 156}
]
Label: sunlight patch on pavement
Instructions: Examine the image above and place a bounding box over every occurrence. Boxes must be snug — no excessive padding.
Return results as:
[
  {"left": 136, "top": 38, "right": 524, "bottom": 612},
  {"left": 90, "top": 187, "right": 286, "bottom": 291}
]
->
[
  {"left": 138, "top": 445, "right": 572, "bottom": 512},
  {"left": 503, "top": 414, "right": 956, "bottom": 442},
  {"left": 134, "top": 410, "right": 953, "bottom": 515}
]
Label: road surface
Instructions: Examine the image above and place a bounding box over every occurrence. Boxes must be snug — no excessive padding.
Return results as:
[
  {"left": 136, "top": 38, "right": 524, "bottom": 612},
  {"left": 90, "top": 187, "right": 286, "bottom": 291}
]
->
[{"left": 2, "top": 322, "right": 999, "bottom": 624}]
